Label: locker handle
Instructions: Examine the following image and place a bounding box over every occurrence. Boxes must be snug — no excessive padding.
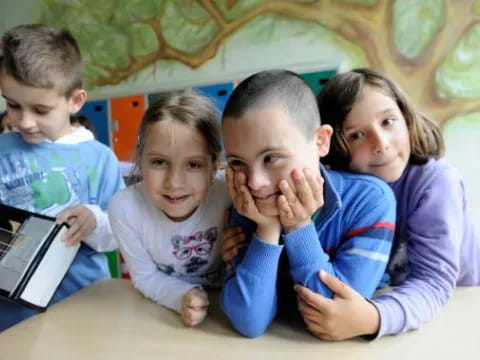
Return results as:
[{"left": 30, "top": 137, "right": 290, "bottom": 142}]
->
[{"left": 112, "top": 120, "right": 119, "bottom": 132}]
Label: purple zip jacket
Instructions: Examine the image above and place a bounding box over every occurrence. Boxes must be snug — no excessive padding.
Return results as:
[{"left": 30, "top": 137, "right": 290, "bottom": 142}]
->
[{"left": 373, "top": 158, "right": 479, "bottom": 337}]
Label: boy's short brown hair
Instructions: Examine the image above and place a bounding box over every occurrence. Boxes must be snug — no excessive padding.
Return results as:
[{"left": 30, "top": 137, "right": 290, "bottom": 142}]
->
[{"left": 0, "top": 24, "right": 83, "bottom": 98}]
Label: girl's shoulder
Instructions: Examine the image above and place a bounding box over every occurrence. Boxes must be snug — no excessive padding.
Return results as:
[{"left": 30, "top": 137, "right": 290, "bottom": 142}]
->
[
  {"left": 408, "top": 158, "right": 461, "bottom": 184},
  {"left": 398, "top": 158, "right": 464, "bottom": 199},
  {"left": 109, "top": 182, "right": 145, "bottom": 211}
]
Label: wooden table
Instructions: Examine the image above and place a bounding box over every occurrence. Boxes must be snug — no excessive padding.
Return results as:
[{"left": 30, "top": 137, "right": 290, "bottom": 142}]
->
[{"left": 1, "top": 279, "right": 479, "bottom": 360}]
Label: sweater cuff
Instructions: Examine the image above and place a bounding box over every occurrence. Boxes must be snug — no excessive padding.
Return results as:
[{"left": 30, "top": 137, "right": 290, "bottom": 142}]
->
[
  {"left": 371, "top": 295, "right": 403, "bottom": 338},
  {"left": 239, "top": 235, "right": 283, "bottom": 278},
  {"left": 82, "top": 204, "right": 116, "bottom": 252},
  {"left": 164, "top": 283, "right": 201, "bottom": 313},
  {"left": 283, "top": 223, "right": 326, "bottom": 268}
]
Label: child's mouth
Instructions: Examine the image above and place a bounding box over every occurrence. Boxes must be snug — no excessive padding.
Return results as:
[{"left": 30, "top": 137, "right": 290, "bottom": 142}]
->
[{"left": 163, "top": 195, "right": 190, "bottom": 203}]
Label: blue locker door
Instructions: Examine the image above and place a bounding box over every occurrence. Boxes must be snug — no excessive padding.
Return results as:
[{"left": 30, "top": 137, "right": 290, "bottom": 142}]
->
[
  {"left": 77, "top": 100, "right": 110, "bottom": 146},
  {"left": 193, "top": 82, "right": 234, "bottom": 116}
]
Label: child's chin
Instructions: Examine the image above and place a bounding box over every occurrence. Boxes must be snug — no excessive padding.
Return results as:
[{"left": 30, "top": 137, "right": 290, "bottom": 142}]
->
[
  {"left": 257, "top": 205, "right": 279, "bottom": 217},
  {"left": 21, "top": 134, "right": 45, "bottom": 144}
]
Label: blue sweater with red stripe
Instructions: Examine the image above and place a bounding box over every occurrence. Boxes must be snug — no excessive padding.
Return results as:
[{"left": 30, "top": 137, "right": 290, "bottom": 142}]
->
[{"left": 220, "top": 167, "right": 396, "bottom": 338}]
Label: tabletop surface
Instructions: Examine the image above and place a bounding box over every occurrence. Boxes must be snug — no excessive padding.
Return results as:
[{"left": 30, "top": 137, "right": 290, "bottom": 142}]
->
[{"left": 1, "top": 279, "right": 479, "bottom": 360}]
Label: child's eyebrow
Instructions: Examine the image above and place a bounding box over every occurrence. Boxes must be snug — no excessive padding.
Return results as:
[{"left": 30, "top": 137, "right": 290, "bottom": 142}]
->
[
  {"left": 2, "top": 95, "right": 16, "bottom": 103},
  {"left": 377, "top": 107, "right": 398, "bottom": 116},
  {"left": 226, "top": 147, "right": 285, "bottom": 160}
]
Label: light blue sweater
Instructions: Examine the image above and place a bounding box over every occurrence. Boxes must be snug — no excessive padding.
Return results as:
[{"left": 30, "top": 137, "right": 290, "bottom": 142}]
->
[{"left": 0, "top": 132, "right": 124, "bottom": 330}]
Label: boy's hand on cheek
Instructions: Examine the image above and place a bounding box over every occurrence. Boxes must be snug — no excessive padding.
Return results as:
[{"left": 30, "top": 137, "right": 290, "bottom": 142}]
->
[
  {"left": 226, "top": 167, "right": 279, "bottom": 227},
  {"left": 226, "top": 166, "right": 280, "bottom": 244},
  {"left": 57, "top": 205, "right": 97, "bottom": 247},
  {"left": 278, "top": 168, "right": 324, "bottom": 233}
]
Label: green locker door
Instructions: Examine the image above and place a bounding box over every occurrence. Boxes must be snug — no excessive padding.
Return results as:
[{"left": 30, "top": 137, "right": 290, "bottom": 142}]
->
[{"left": 300, "top": 69, "right": 337, "bottom": 96}]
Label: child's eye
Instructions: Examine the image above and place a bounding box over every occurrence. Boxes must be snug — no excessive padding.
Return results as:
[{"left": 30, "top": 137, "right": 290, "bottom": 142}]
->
[
  {"left": 7, "top": 103, "right": 20, "bottom": 110},
  {"left": 187, "top": 161, "right": 203, "bottom": 169},
  {"left": 151, "top": 159, "right": 167, "bottom": 167},
  {"left": 228, "top": 159, "right": 245, "bottom": 171},
  {"left": 346, "top": 131, "right": 364, "bottom": 142},
  {"left": 382, "top": 117, "right": 396, "bottom": 127},
  {"left": 264, "top": 155, "right": 280, "bottom": 165},
  {"left": 34, "top": 108, "right": 49, "bottom": 116}
]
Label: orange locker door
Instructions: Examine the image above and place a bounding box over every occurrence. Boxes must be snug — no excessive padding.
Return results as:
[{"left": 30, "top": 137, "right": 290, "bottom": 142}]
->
[{"left": 110, "top": 95, "right": 146, "bottom": 162}]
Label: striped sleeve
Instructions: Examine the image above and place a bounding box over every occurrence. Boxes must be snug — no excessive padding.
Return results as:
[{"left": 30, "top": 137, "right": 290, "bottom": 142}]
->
[{"left": 284, "top": 186, "right": 396, "bottom": 299}]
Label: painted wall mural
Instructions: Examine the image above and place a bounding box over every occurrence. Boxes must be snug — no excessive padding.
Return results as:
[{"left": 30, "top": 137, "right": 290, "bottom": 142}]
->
[{"left": 1, "top": 0, "right": 479, "bottom": 219}]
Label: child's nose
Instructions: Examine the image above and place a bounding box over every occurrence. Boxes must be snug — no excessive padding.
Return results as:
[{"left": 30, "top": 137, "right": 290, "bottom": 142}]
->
[
  {"left": 165, "top": 167, "right": 184, "bottom": 188},
  {"left": 17, "top": 112, "right": 36, "bottom": 130},
  {"left": 247, "top": 167, "right": 270, "bottom": 191},
  {"left": 372, "top": 132, "right": 390, "bottom": 154}
]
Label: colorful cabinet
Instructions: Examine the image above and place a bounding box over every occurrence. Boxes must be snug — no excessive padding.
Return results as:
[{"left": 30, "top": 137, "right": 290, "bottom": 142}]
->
[
  {"left": 193, "top": 82, "right": 234, "bottom": 116},
  {"left": 77, "top": 100, "right": 110, "bottom": 146},
  {"left": 300, "top": 69, "right": 337, "bottom": 96},
  {"left": 110, "top": 95, "right": 146, "bottom": 162}
]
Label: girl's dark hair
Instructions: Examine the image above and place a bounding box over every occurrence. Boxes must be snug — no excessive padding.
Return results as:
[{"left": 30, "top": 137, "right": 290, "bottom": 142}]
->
[
  {"left": 131, "top": 91, "right": 221, "bottom": 181},
  {"left": 318, "top": 68, "right": 444, "bottom": 170}
]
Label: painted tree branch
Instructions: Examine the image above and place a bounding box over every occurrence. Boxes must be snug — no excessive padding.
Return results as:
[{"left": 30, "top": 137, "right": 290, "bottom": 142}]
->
[{"left": 87, "top": 0, "right": 480, "bottom": 124}]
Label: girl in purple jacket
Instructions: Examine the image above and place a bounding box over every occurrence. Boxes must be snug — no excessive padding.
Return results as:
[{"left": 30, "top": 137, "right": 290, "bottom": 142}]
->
[{"left": 292, "top": 68, "right": 479, "bottom": 340}]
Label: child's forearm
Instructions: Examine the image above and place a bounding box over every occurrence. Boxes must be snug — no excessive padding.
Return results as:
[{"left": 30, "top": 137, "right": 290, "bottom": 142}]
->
[{"left": 220, "top": 236, "right": 282, "bottom": 338}]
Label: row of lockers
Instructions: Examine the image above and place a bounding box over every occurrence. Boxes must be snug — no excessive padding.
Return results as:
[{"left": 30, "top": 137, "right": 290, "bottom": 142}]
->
[
  {"left": 82, "top": 69, "right": 337, "bottom": 278},
  {"left": 78, "top": 69, "right": 337, "bottom": 163}
]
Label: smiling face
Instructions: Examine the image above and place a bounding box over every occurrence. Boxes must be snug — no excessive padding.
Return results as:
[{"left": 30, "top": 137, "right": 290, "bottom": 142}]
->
[
  {"left": 0, "top": 73, "right": 85, "bottom": 143},
  {"left": 343, "top": 85, "right": 411, "bottom": 182},
  {"left": 141, "top": 119, "right": 216, "bottom": 222},
  {"left": 223, "top": 106, "right": 331, "bottom": 216}
]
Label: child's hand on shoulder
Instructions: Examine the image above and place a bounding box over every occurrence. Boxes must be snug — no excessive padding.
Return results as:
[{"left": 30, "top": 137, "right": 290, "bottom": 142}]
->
[
  {"left": 181, "top": 287, "right": 209, "bottom": 327},
  {"left": 56, "top": 205, "right": 97, "bottom": 247},
  {"left": 220, "top": 208, "right": 247, "bottom": 264},
  {"left": 278, "top": 168, "right": 324, "bottom": 232}
]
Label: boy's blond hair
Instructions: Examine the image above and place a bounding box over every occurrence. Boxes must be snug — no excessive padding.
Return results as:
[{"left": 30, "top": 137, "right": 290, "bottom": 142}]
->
[{"left": 1, "top": 24, "right": 83, "bottom": 98}]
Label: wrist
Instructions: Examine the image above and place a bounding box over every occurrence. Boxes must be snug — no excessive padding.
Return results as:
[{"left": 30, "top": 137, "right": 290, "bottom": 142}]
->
[
  {"left": 256, "top": 222, "right": 281, "bottom": 244},
  {"left": 283, "top": 219, "right": 312, "bottom": 233},
  {"left": 361, "top": 300, "right": 381, "bottom": 336}
]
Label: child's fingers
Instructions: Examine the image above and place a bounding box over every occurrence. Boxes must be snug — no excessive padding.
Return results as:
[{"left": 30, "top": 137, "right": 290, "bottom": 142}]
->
[
  {"left": 220, "top": 228, "right": 245, "bottom": 261},
  {"left": 226, "top": 167, "right": 241, "bottom": 201},
  {"left": 221, "top": 247, "right": 239, "bottom": 263},
  {"left": 278, "top": 194, "right": 294, "bottom": 222},
  {"left": 304, "top": 168, "right": 324, "bottom": 205},
  {"left": 294, "top": 284, "right": 333, "bottom": 312},
  {"left": 63, "top": 218, "right": 82, "bottom": 247},
  {"left": 56, "top": 208, "right": 75, "bottom": 224},
  {"left": 184, "top": 288, "right": 209, "bottom": 308},
  {"left": 182, "top": 307, "right": 207, "bottom": 327},
  {"left": 221, "top": 208, "right": 231, "bottom": 230},
  {"left": 238, "top": 184, "right": 259, "bottom": 216},
  {"left": 298, "top": 298, "right": 324, "bottom": 326},
  {"left": 278, "top": 179, "right": 298, "bottom": 208},
  {"left": 292, "top": 169, "right": 314, "bottom": 208}
]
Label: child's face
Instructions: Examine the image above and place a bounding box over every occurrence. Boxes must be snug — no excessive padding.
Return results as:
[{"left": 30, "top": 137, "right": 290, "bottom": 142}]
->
[
  {"left": 343, "top": 85, "right": 411, "bottom": 182},
  {"left": 141, "top": 120, "right": 216, "bottom": 222},
  {"left": 0, "top": 73, "right": 85, "bottom": 144},
  {"left": 223, "top": 106, "right": 330, "bottom": 217}
]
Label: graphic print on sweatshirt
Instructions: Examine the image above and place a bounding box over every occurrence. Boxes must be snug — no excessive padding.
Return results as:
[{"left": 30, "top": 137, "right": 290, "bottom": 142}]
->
[
  {"left": 0, "top": 150, "right": 98, "bottom": 216},
  {"left": 171, "top": 227, "right": 218, "bottom": 273}
]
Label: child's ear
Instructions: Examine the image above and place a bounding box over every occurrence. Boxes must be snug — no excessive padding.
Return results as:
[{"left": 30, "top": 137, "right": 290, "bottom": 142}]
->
[
  {"left": 315, "top": 124, "right": 333, "bottom": 157},
  {"left": 68, "top": 88, "right": 88, "bottom": 114}
]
